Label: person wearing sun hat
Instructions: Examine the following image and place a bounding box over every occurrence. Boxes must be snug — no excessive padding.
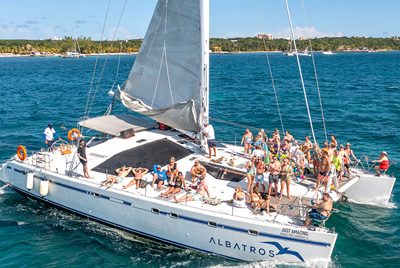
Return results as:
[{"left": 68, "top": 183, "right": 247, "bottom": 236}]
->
[
  {"left": 373, "top": 151, "right": 389, "bottom": 177},
  {"left": 344, "top": 143, "right": 358, "bottom": 178}
]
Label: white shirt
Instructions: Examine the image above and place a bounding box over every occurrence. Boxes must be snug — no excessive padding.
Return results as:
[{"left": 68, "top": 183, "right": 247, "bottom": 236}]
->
[
  {"left": 289, "top": 145, "right": 299, "bottom": 159},
  {"left": 44, "top": 127, "right": 55, "bottom": 141},
  {"left": 204, "top": 125, "right": 215, "bottom": 140},
  {"left": 251, "top": 149, "right": 264, "bottom": 159}
]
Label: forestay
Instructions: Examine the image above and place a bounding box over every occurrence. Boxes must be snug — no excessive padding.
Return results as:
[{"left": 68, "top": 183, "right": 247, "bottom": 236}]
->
[{"left": 121, "top": 0, "right": 203, "bottom": 132}]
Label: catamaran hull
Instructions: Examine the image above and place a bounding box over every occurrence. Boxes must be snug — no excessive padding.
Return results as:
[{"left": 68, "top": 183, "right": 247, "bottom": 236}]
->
[
  {"left": 1, "top": 161, "right": 337, "bottom": 263},
  {"left": 343, "top": 174, "right": 395, "bottom": 205}
]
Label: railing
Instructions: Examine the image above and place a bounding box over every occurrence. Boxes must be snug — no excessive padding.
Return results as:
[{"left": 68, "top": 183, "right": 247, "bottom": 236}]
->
[{"left": 352, "top": 155, "right": 397, "bottom": 177}]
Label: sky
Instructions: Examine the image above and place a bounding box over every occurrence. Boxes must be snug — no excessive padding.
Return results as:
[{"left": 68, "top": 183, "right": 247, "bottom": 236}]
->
[{"left": 0, "top": 0, "right": 399, "bottom": 40}]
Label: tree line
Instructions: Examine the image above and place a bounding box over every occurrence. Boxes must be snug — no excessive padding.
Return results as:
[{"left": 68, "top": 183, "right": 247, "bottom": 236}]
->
[{"left": 0, "top": 36, "right": 399, "bottom": 54}]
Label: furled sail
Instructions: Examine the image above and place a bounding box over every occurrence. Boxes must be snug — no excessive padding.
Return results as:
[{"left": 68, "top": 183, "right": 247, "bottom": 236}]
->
[{"left": 121, "top": 0, "right": 203, "bottom": 132}]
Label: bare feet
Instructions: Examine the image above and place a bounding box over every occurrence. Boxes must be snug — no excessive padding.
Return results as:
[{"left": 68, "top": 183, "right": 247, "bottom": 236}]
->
[
  {"left": 101, "top": 183, "right": 106, "bottom": 186},
  {"left": 108, "top": 184, "right": 112, "bottom": 188},
  {"left": 206, "top": 156, "right": 211, "bottom": 159},
  {"left": 213, "top": 154, "right": 217, "bottom": 157},
  {"left": 161, "top": 193, "right": 164, "bottom": 198},
  {"left": 123, "top": 185, "right": 127, "bottom": 189},
  {"left": 287, "top": 196, "right": 291, "bottom": 199},
  {"left": 301, "top": 225, "right": 307, "bottom": 229},
  {"left": 174, "top": 196, "right": 178, "bottom": 203},
  {"left": 88, "top": 176, "right": 94, "bottom": 179}
]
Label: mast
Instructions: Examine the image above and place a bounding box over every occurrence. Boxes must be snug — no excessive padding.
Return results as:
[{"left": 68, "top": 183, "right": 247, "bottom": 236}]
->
[{"left": 199, "top": 0, "right": 210, "bottom": 151}]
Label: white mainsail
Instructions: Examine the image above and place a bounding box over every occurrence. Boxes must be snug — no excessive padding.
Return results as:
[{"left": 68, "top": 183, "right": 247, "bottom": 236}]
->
[{"left": 121, "top": 0, "right": 207, "bottom": 132}]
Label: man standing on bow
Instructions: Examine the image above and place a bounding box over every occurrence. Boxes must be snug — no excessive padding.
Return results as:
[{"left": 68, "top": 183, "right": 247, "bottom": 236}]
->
[
  {"left": 203, "top": 122, "right": 216, "bottom": 159},
  {"left": 43, "top": 123, "right": 61, "bottom": 151}
]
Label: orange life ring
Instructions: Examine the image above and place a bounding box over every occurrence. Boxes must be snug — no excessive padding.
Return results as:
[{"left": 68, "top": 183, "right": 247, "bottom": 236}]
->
[
  {"left": 17, "top": 146, "right": 27, "bottom": 161},
  {"left": 68, "top": 128, "right": 80, "bottom": 141}
]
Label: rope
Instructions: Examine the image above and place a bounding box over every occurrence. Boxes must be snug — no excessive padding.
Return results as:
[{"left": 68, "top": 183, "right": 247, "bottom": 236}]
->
[
  {"left": 284, "top": 0, "right": 317, "bottom": 145},
  {"left": 209, "top": 117, "right": 274, "bottom": 133},
  {"left": 301, "top": 0, "right": 328, "bottom": 142},
  {"left": 254, "top": 0, "right": 284, "bottom": 134},
  {"left": 82, "top": 0, "right": 111, "bottom": 130},
  {"left": 110, "top": 42, "right": 123, "bottom": 92},
  {"left": 86, "top": 0, "right": 128, "bottom": 121}
]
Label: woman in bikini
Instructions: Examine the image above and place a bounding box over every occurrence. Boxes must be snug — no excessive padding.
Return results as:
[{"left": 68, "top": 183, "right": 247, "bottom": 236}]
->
[
  {"left": 252, "top": 194, "right": 276, "bottom": 216},
  {"left": 250, "top": 186, "right": 261, "bottom": 208},
  {"left": 279, "top": 159, "right": 293, "bottom": 199},
  {"left": 161, "top": 172, "right": 186, "bottom": 198},
  {"left": 233, "top": 186, "right": 246, "bottom": 208},
  {"left": 245, "top": 156, "right": 256, "bottom": 194},
  {"left": 311, "top": 147, "right": 321, "bottom": 177},
  {"left": 241, "top": 129, "right": 253, "bottom": 156}
]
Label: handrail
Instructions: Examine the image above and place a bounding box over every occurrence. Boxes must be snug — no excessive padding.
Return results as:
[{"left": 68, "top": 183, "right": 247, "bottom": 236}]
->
[{"left": 352, "top": 155, "right": 396, "bottom": 174}]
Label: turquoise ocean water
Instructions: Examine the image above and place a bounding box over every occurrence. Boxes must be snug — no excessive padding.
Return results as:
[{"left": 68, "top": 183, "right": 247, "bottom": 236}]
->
[{"left": 0, "top": 52, "right": 399, "bottom": 267}]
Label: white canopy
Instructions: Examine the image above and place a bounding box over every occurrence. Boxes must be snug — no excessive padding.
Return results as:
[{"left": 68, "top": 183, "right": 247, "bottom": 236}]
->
[{"left": 78, "top": 114, "right": 157, "bottom": 136}]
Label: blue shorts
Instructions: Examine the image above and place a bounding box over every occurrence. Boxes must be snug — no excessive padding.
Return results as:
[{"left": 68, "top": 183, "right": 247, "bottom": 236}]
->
[
  {"left": 116, "top": 176, "right": 123, "bottom": 183},
  {"left": 207, "top": 139, "right": 216, "bottom": 147},
  {"left": 192, "top": 192, "right": 203, "bottom": 201},
  {"left": 309, "top": 209, "right": 327, "bottom": 220},
  {"left": 255, "top": 174, "right": 264, "bottom": 183}
]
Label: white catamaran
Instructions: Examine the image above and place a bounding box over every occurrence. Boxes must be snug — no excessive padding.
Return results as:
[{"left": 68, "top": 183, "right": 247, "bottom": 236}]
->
[{"left": 0, "top": 0, "right": 396, "bottom": 264}]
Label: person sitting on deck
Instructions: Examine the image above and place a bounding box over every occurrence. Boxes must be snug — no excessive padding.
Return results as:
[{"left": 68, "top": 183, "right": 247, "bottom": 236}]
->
[
  {"left": 267, "top": 155, "right": 281, "bottom": 198},
  {"left": 250, "top": 186, "right": 262, "bottom": 208},
  {"left": 123, "top": 167, "right": 149, "bottom": 189},
  {"left": 233, "top": 186, "right": 246, "bottom": 208},
  {"left": 373, "top": 151, "right": 390, "bottom": 177},
  {"left": 302, "top": 193, "right": 333, "bottom": 229},
  {"left": 102, "top": 165, "right": 132, "bottom": 188},
  {"left": 161, "top": 172, "right": 186, "bottom": 198},
  {"left": 174, "top": 177, "right": 210, "bottom": 203},
  {"left": 252, "top": 193, "right": 277, "bottom": 216},
  {"left": 166, "top": 157, "right": 178, "bottom": 184},
  {"left": 241, "top": 129, "right": 253, "bottom": 157},
  {"left": 190, "top": 160, "right": 207, "bottom": 184},
  {"left": 151, "top": 165, "right": 168, "bottom": 190},
  {"left": 344, "top": 143, "right": 358, "bottom": 178}
]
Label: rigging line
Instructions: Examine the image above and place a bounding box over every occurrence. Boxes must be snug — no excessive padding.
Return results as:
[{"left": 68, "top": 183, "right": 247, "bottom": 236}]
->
[
  {"left": 254, "top": 0, "right": 285, "bottom": 134},
  {"left": 163, "top": 1, "right": 174, "bottom": 106},
  {"left": 86, "top": 0, "right": 128, "bottom": 120},
  {"left": 301, "top": 0, "right": 328, "bottom": 142},
  {"left": 110, "top": 42, "right": 123, "bottom": 91},
  {"left": 284, "top": 0, "right": 317, "bottom": 145},
  {"left": 209, "top": 117, "right": 275, "bottom": 134},
  {"left": 83, "top": 0, "right": 111, "bottom": 125}
]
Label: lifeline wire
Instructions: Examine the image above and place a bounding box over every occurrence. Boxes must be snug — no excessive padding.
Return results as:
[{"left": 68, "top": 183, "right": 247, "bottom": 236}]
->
[
  {"left": 284, "top": 0, "right": 317, "bottom": 144},
  {"left": 254, "top": 0, "right": 285, "bottom": 134},
  {"left": 301, "top": 0, "right": 328, "bottom": 142}
]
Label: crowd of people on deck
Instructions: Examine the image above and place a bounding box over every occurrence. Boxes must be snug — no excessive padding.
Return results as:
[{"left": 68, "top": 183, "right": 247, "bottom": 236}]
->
[{"left": 239, "top": 128, "right": 392, "bottom": 221}]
